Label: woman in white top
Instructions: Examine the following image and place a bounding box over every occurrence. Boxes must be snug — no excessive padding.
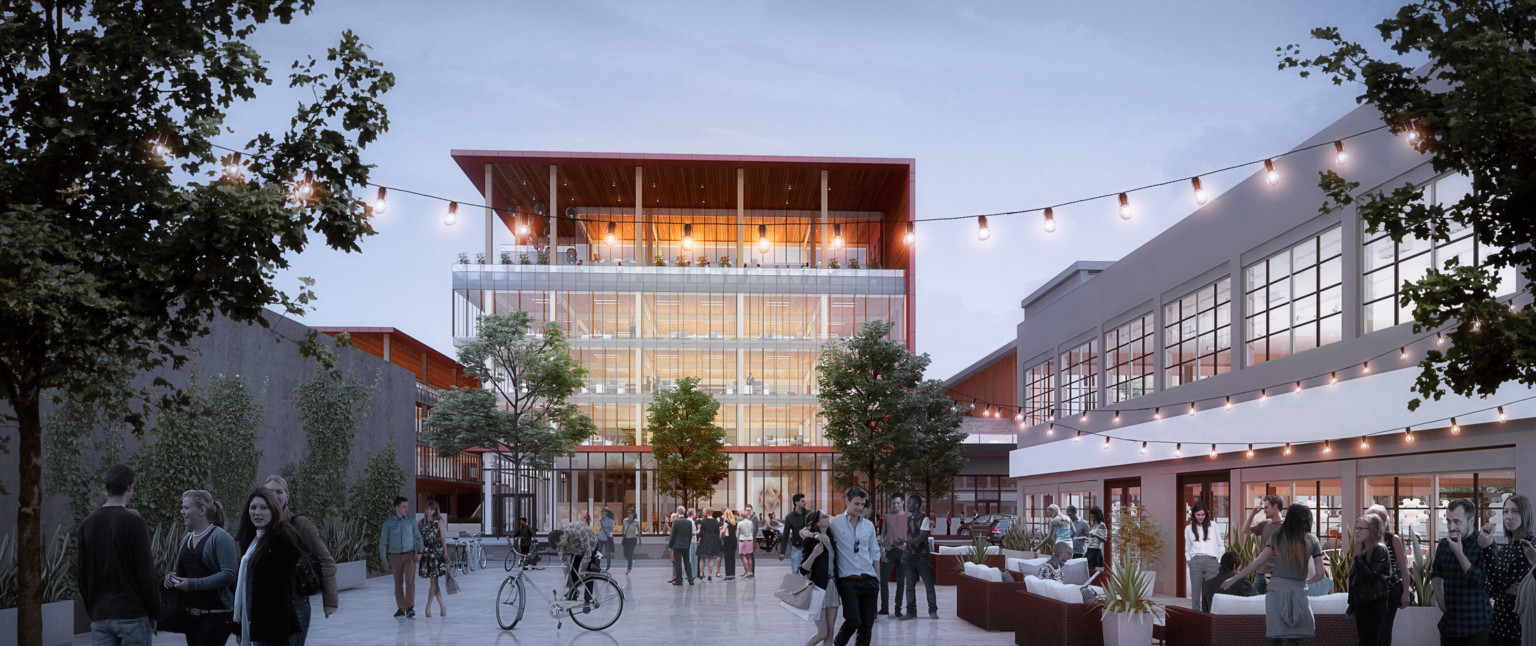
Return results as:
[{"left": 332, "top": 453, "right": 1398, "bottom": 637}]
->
[{"left": 1185, "top": 500, "right": 1225, "bottom": 611}]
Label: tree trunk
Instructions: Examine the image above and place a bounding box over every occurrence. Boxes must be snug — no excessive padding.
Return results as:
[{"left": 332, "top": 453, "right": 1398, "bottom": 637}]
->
[{"left": 16, "top": 383, "right": 43, "bottom": 646}]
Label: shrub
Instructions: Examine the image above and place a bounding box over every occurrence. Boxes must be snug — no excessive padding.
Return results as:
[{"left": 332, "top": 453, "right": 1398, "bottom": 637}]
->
[
  {"left": 348, "top": 439, "right": 408, "bottom": 572},
  {"left": 848, "top": 257, "right": 860, "bottom": 269},
  {"left": 1, "top": 526, "right": 84, "bottom": 608},
  {"left": 519, "top": 253, "right": 531, "bottom": 265},
  {"left": 131, "top": 374, "right": 263, "bottom": 530},
  {"left": 321, "top": 517, "right": 369, "bottom": 564},
  {"left": 1000, "top": 522, "right": 1032, "bottom": 551},
  {"left": 289, "top": 370, "right": 374, "bottom": 524},
  {"left": 499, "top": 251, "right": 513, "bottom": 265},
  {"left": 953, "top": 534, "right": 991, "bottom": 573},
  {"left": 1097, "top": 555, "right": 1164, "bottom": 619},
  {"left": 1110, "top": 504, "right": 1165, "bottom": 566},
  {"left": 456, "top": 252, "right": 469, "bottom": 264}
]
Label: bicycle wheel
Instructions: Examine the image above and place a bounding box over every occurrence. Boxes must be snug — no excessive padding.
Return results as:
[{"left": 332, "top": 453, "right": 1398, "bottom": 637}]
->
[
  {"left": 477, "top": 543, "right": 489, "bottom": 570},
  {"left": 566, "top": 574, "right": 624, "bottom": 631},
  {"left": 467, "top": 544, "right": 476, "bottom": 572},
  {"left": 495, "top": 576, "right": 526, "bottom": 630},
  {"left": 505, "top": 546, "right": 519, "bottom": 572}
]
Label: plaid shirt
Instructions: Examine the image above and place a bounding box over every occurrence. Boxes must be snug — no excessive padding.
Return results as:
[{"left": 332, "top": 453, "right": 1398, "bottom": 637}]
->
[{"left": 1432, "top": 538, "right": 1490, "bottom": 637}]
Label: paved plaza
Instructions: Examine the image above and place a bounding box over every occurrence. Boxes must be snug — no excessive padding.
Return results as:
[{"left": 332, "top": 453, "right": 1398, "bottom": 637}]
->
[{"left": 72, "top": 558, "right": 1022, "bottom": 645}]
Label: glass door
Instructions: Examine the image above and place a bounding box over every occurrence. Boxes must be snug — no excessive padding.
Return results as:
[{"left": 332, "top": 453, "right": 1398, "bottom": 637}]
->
[
  {"left": 1103, "top": 478, "right": 1142, "bottom": 567},
  {"left": 1176, "top": 471, "right": 1231, "bottom": 597}
]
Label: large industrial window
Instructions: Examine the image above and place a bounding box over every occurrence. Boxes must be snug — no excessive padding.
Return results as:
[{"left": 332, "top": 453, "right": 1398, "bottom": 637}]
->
[
  {"left": 1022, "top": 359, "right": 1054, "bottom": 426},
  {"left": 1163, "top": 276, "right": 1232, "bottom": 388},
  {"left": 1362, "top": 470, "right": 1516, "bottom": 550},
  {"left": 1104, "top": 313, "right": 1154, "bottom": 405},
  {"left": 1057, "top": 340, "right": 1097, "bottom": 417},
  {"left": 1245, "top": 227, "right": 1343, "bottom": 365}
]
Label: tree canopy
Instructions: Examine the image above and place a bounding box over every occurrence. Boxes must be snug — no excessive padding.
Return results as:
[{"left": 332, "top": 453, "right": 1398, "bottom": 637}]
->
[
  {"left": 817, "top": 320, "right": 930, "bottom": 495},
  {"left": 0, "top": 3, "right": 392, "bottom": 642},
  {"left": 891, "top": 379, "right": 967, "bottom": 509},
  {"left": 1281, "top": 1, "right": 1536, "bottom": 409},
  {"left": 646, "top": 376, "right": 729, "bottom": 509}
]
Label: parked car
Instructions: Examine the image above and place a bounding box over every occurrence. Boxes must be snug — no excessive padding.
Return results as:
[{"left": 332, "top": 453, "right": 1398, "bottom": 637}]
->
[{"left": 957, "top": 514, "right": 1015, "bottom": 543}]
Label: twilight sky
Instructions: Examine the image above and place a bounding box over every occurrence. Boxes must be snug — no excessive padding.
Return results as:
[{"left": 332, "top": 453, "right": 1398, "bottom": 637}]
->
[{"left": 231, "top": 1, "right": 1416, "bottom": 379}]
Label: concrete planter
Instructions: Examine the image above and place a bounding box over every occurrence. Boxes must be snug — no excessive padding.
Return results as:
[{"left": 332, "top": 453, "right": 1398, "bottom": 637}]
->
[
  {"left": 1393, "top": 606, "right": 1442, "bottom": 645},
  {"left": 0, "top": 600, "right": 76, "bottom": 646},
  {"left": 1101, "top": 611, "right": 1155, "bottom": 646},
  {"left": 336, "top": 560, "right": 368, "bottom": 591}
]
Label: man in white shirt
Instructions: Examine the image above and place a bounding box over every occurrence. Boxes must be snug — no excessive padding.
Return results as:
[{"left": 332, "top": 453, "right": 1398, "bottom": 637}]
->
[{"left": 828, "top": 486, "right": 879, "bottom": 646}]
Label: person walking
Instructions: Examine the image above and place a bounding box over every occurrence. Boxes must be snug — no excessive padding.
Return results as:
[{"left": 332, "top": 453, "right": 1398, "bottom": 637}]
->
[
  {"left": 1222, "top": 503, "right": 1326, "bottom": 646},
  {"left": 1245, "top": 494, "right": 1286, "bottom": 593},
  {"left": 669, "top": 508, "right": 695, "bottom": 586},
  {"left": 164, "top": 490, "right": 237, "bottom": 646},
  {"left": 417, "top": 500, "right": 449, "bottom": 618},
  {"left": 78, "top": 464, "right": 160, "bottom": 646},
  {"left": 1434, "top": 497, "right": 1491, "bottom": 645},
  {"left": 378, "top": 496, "right": 424, "bottom": 618},
  {"left": 877, "top": 492, "right": 907, "bottom": 617},
  {"left": 722, "top": 508, "right": 739, "bottom": 580},
  {"left": 1365, "top": 505, "right": 1412, "bottom": 644},
  {"left": 1067, "top": 505, "right": 1089, "bottom": 560},
  {"left": 786, "top": 510, "right": 841, "bottom": 646},
  {"left": 1085, "top": 506, "right": 1109, "bottom": 580},
  {"left": 1482, "top": 494, "right": 1534, "bottom": 645},
  {"left": 511, "top": 517, "right": 534, "bottom": 562},
  {"left": 597, "top": 508, "right": 616, "bottom": 572},
  {"left": 698, "top": 508, "right": 722, "bottom": 581},
  {"left": 739, "top": 510, "right": 758, "bottom": 579},
  {"left": 1186, "top": 500, "right": 1225, "bottom": 611},
  {"left": 784, "top": 494, "right": 810, "bottom": 570},
  {"left": 830, "top": 486, "right": 879, "bottom": 646},
  {"left": 622, "top": 508, "right": 640, "bottom": 575},
  {"left": 234, "top": 488, "right": 304, "bottom": 646},
  {"left": 900, "top": 494, "right": 937, "bottom": 619},
  {"left": 261, "top": 475, "right": 338, "bottom": 645},
  {"left": 1349, "top": 513, "right": 1393, "bottom": 646}
]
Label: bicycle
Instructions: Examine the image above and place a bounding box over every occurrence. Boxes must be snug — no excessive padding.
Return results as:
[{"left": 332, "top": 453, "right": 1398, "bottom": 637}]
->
[
  {"left": 496, "top": 550, "right": 624, "bottom": 631},
  {"left": 505, "top": 541, "right": 549, "bottom": 572}
]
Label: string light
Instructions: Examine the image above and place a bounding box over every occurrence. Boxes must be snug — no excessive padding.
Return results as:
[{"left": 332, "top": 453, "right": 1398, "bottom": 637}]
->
[
  {"left": 1260, "top": 388, "right": 1268, "bottom": 403},
  {"left": 1404, "top": 426, "right": 1414, "bottom": 443},
  {"left": 1499, "top": 406, "right": 1508, "bottom": 422},
  {"left": 516, "top": 216, "right": 530, "bottom": 238},
  {"left": 758, "top": 225, "right": 771, "bottom": 253},
  {"left": 1043, "top": 208, "right": 1057, "bottom": 233},
  {"left": 1209, "top": 444, "right": 1218, "bottom": 459},
  {"left": 1188, "top": 403, "right": 1197, "bottom": 417},
  {"left": 152, "top": 139, "right": 172, "bottom": 161},
  {"left": 1174, "top": 443, "right": 1183, "bottom": 457},
  {"left": 1437, "top": 332, "right": 1445, "bottom": 346},
  {"left": 293, "top": 170, "right": 315, "bottom": 200},
  {"left": 605, "top": 222, "right": 617, "bottom": 246},
  {"left": 832, "top": 223, "right": 845, "bottom": 248},
  {"left": 1360, "top": 436, "right": 1370, "bottom": 449},
  {"left": 1330, "top": 371, "right": 1338, "bottom": 384},
  {"left": 443, "top": 201, "right": 458, "bottom": 226},
  {"left": 1362, "top": 361, "right": 1371, "bottom": 374},
  {"left": 1113, "top": 410, "right": 1120, "bottom": 423},
  {"left": 1334, "top": 140, "right": 1348, "bottom": 165},
  {"left": 1400, "top": 347, "right": 1409, "bottom": 360},
  {"left": 1451, "top": 418, "right": 1460, "bottom": 434},
  {"left": 1103, "top": 436, "right": 1111, "bottom": 449},
  {"left": 1191, "top": 177, "right": 1208, "bottom": 205},
  {"left": 1140, "top": 441, "right": 1148, "bottom": 455},
  {"left": 1074, "top": 431, "right": 1081, "bottom": 443},
  {"left": 904, "top": 221, "right": 915, "bottom": 246},
  {"left": 1264, "top": 159, "right": 1279, "bottom": 186},
  {"left": 1118, "top": 193, "right": 1133, "bottom": 220},
  {"left": 682, "top": 224, "right": 694, "bottom": 250},
  {"left": 1405, "top": 120, "right": 1420, "bottom": 143},
  {"left": 1224, "top": 396, "right": 1232, "bottom": 411},
  {"left": 1324, "top": 440, "right": 1332, "bottom": 453},
  {"left": 371, "top": 186, "right": 387, "bottom": 214},
  {"left": 1294, "top": 381, "right": 1303, "bottom": 394},
  {"left": 1284, "top": 443, "right": 1292, "bottom": 455},
  {"left": 1080, "top": 411, "right": 1089, "bottom": 423},
  {"left": 1246, "top": 444, "right": 1254, "bottom": 458},
  {"left": 1154, "top": 407, "right": 1162, "bottom": 420},
  {"left": 1014, "top": 412, "right": 1024, "bottom": 423},
  {"left": 222, "top": 152, "right": 244, "bottom": 180},
  {"left": 1047, "top": 423, "right": 1055, "bottom": 436},
  {"left": 977, "top": 215, "right": 991, "bottom": 241}
]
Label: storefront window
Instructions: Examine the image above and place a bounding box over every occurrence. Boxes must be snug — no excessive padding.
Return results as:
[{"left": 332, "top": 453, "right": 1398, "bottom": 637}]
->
[
  {"left": 1243, "top": 479, "right": 1343, "bottom": 549},
  {"left": 1363, "top": 470, "right": 1516, "bottom": 552}
]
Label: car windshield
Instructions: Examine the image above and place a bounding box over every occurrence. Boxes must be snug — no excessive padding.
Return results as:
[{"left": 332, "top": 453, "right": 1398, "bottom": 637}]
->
[{"left": 996, "top": 517, "right": 1012, "bottom": 530}]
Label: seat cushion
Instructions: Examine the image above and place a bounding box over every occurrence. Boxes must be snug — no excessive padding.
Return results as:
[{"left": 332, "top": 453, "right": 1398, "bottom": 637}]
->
[
  {"left": 963, "top": 562, "right": 978, "bottom": 578},
  {"left": 1061, "top": 558, "right": 1090, "bottom": 585},
  {"left": 1013, "top": 557, "right": 1050, "bottom": 578},
  {"left": 1209, "top": 593, "right": 1268, "bottom": 615},
  {"left": 1309, "top": 593, "right": 1349, "bottom": 615},
  {"left": 1025, "top": 574, "right": 1084, "bottom": 605}
]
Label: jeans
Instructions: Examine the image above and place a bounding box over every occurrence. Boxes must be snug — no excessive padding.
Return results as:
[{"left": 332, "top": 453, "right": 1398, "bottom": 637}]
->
[
  {"left": 598, "top": 538, "right": 614, "bottom": 569},
  {"left": 622, "top": 537, "right": 637, "bottom": 571},
  {"left": 789, "top": 542, "right": 804, "bottom": 574},
  {"left": 688, "top": 541, "right": 698, "bottom": 577},
  {"left": 1353, "top": 598, "right": 1388, "bottom": 645},
  {"left": 834, "top": 577, "right": 879, "bottom": 646},
  {"left": 92, "top": 617, "right": 153, "bottom": 646},
  {"left": 672, "top": 545, "right": 694, "bottom": 582},
  {"left": 1188, "top": 555, "right": 1220, "bottom": 611},
  {"left": 1440, "top": 631, "right": 1491, "bottom": 646},
  {"left": 878, "top": 551, "right": 906, "bottom": 613},
  {"left": 183, "top": 612, "right": 232, "bottom": 646},
  {"left": 289, "top": 596, "right": 312, "bottom": 646},
  {"left": 902, "top": 551, "right": 936, "bottom": 614}
]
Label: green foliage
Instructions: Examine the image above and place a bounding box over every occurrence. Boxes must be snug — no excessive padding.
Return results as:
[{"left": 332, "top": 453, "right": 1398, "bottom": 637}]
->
[
  {"left": 458, "top": 252, "right": 470, "bottom": 264},
  {"left": 500, "top": 251, "right": 514, "bottom": 265},
  {"left": 719, "top": 256, "right": 731, "bottom": 268},
  {"left": 868, "top": 259, "right": 881, "bottom": 270},
  {"left": 520, "top": 253, "right": 532, "bottom": 265},
  {"left": 1408, "top": 532, "right": 1436, "bottom": 607},
  {"left": 1326, "top": 528, "right": 1355, "bottom": 594},
  {"left": 653, "top": 255, "right": 667, "bottom": 267},
  {"left": 423, "top": 311, "right": 593, "bottom": 500},
  {"left": 1097, "top": 555, "right": 1165, "bottom": 619},
  {"left": 131, "top": 374, "right": 263, "bottom": 530},
  {"left": 953, "top": 534, "right": 992, "bottom": 573},
  {"left": 1280, "top": 3, "right": 1536, "bottom": 409},
  {"left": 697, "top": 257, "right": 711, "bottom": 267},
  {"left": 892, "top": 380, "right": 966, "bottom": 510},
  {"left": 289, "top": 370, "right": 374, "bottom": 523},
  {"left": 817, "top": 320, "right": 928, "bottom": 495},
  {"left": 148, "top": 524, "right": 183, "bottom": 584},
  {"left": 320, "top": 517, "right": 369, "bottom": 564},
  {"left": 537, "top": 251, "right": 550, "bottom": 265},
  {"left": 348, "top": 439, "right": 408, "bottom": 573},
  {"left": 43, "top": 374, "right": 130, "bottom": 526},
  {"left": 0, "top": 527, "right": 77, "bottom": 609},
  {"left": 1001, "top": 522, "right": 1032, "bottom": 552},
  {"left": 848, "top": 257, "right": 860, "bottom": 270},
  {"left": 474, "top": 252, "right": 487, "bottom": 264},
  {"left": 828, "top": 259, "right": 840, "bottom": 269},
  {"left": 646, "top": 377, "right": 729, "bottom": 508},
  {"left": 1231, "top": 531, "right": 1262, "bottom": 583},
  {"left": 1110, "top": 505, "right": 1164, "bottom": 566}
]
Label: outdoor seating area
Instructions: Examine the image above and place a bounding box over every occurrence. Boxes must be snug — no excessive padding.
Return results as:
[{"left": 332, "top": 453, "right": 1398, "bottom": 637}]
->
[
  {"left": 930, "top": 544, "right": 1003, "bottom": 586},
  {"left": 1163, "top": 593, "right": 1354, "bottom": 646}
]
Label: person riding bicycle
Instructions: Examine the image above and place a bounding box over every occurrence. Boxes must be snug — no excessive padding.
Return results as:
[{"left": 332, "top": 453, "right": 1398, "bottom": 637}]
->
[{"left": 547, "top": 521, "right": 600, "bottom": 606}]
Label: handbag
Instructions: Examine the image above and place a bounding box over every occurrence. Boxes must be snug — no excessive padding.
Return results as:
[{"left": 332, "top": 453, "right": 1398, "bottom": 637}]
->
[
  {"left": 445, "top": 570, "right": 460, "bottom": 595},
  {"left": 774, "top": 571, "right": 815, "bottom": 610},
  {"left": 295, "top": 556, "right": 321, "bottom": 596},
  {"left": 159, "top": 586, "right": 190, "bottom": 634}
]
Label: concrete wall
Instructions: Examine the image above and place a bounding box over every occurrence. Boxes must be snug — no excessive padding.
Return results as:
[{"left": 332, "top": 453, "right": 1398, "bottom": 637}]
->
[{"left": 0, "top": 309, "right": 417, "bottom": 536}]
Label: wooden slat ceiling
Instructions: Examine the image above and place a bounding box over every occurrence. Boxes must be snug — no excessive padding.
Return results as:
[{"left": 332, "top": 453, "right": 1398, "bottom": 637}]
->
[{"left": 484, "top": 162, "right": 908, "bottom": 239}]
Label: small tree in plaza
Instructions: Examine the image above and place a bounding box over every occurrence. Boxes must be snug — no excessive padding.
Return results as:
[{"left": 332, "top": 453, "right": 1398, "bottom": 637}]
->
[
  {"left": 423, "top": 311, "right": 595, "bottom": 522},
  {"left": 892, "top": 379, "right": 967, "bottom": 512},
  {"left": 646, "top": 377, "right": 730, "bottom": 510},
  {"left": 817, "top": 320, "right": 928, "bottom": 497},
  {"left": 1282, "top": 2, "right": 1536, "bottom": 409}
]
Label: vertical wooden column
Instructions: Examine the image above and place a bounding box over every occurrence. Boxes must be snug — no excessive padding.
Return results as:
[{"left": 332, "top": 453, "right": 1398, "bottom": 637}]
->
[
  {"left": 736, "top": 169, "right": 745, "bottom": 267},
  {"left": 820, "top": 170, "right": 829, "bottom": 267},
  {"left": 484, "top": 164, "right": 495, "bottom": 262},
  {"left": 634, "top": 166, "right": 643, "bottom": 265},
  {"left": 548, "top": 164, "right": 559, "bottom": 265}
]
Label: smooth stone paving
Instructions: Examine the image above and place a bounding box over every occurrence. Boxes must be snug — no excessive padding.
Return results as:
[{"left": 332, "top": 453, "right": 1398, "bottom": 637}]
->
[{"left": 72, "top": 558, "right": 1022, "bottom": 645}]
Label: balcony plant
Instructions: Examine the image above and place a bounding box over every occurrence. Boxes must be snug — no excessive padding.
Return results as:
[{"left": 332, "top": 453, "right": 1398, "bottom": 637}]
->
[
  {"left": 500, "top": 251, "right": 513, "bottom": 265},
  {"left": 1000, "top": 522, "right": 1034, "bottom": 560},
  {"left": 698, "top": 257, "right": 711, "bottom": 267},
  {"left": 952, "top": 534, "right": 992, "bottom": 574},
  {"left": 828, "top": 259, "right": 840, "bottom": 269},
  {"left": 868, "top": 259, "right": 881, "bottom": 270},
  {"left": 1097, "top": 555, "right": 1164, "bottom": 646},
  {"left": 674, "top": 256, "right": 691, "bottom": 267},
  {"left": 536, "top": 251, "right": 549, "bottom": 265},
  {"left": 474, "top": 252, "right": 486, "bottom": 264},
  {"left": 519, "top": 253, "right": 531, "bottom": 265},
  {"left": 653, "top": 255, "right": 666, "bottom": 267},
  {"left": 719, "top": 255, "right": 731, "bottom": 267},
  {"left": 457, "top": 252, "right": 470, "bottom": 264},
  {"left": 848, "top": 257, "right": 860, "bottom": 269}
]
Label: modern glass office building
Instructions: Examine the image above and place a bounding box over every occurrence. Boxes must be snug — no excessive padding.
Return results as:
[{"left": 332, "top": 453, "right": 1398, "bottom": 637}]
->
[{"left": 447, "top": 152, "right": 916, "bottom": 534}]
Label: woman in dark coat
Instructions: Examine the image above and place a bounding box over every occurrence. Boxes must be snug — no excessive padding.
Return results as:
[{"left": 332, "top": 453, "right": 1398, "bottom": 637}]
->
[{"left": 234, "top": 487, "right": 304, "bottom": 646}]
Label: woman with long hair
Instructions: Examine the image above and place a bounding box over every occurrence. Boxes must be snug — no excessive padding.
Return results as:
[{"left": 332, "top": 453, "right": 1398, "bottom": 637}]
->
[
  {"left": 164, "top": 490, "right": 236, "bottom": 646},
  {"left": 1186, "top": 500, "right": 1225, "bottom": 611},
  {"left": 417, "top": 500, "right": 448, "bottom": 617},
  {"left": 597, "top": 508, "right": 616, "bottom": 571},
  {"left": 1085, "top": 506, "right": 1109, "bottom": 579},
  {"left": 1348, "top": 513, "right": 1392, "bottom": 645},
  {"left": 622, "top": 508, "right": 640, "bottom": 575},
  {"left": 697, "top": 507, "right": 721, "bottom": 581},
  {"left": 1365, "top": 504, "right": 1411, "bottom": 643},
  {"left": 1039, "top": 504, "right": 1072, "bottom": 553},
  {"left": 721, "top": 508, "right": 739, "bottom": 581},
  {"left": 233, "top": 488, "right": 304, "bottom": 646},
  {"left": 1223, "top": 503, "right": 1325, "bottom": 645},
  {"left": 783, "top": 509, "right": 840, "bottom": 646},
  {"left": 1481, "top": 494, "right": 1535, "bottom": 644}
]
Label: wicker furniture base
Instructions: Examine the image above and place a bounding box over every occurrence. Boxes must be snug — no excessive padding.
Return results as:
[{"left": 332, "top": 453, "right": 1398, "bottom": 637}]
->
[
  {"left": 1163, "top": 605, "right": 1358, "bottom": 646},
  {"left": 955, "top": 575, "right": 1028, "bottom": 631},
  {"left": 1013, "top": 589, "right": 1104, "bottom": 646}
]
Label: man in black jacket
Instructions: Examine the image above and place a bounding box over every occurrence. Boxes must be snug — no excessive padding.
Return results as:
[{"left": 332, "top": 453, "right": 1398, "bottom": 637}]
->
[
  {"left": 78, "top": 464, "right": 160, "bottom": 644},
  {"left": 782, "top": 494, "right": 809, "bottom": 570},
  {"left": 511, "top": 518, "right": 535, "bottom": 559},
  {"left": 669, "top": 506, "right": 695, "bottom": 586},
  {"left": 1202, "top": 551, "right": 1258, "bottom": 612},
  {"left": 901, "top": 494, "right": 937, "bottom": 619}
]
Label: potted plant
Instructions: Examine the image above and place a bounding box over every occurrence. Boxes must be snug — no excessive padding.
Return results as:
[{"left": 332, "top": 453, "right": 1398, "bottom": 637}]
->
[
  {"left": 536, "top": 250, "right": 549, "bottom": 265},
  {"left": 829, "top": 258, "right": 841, "bottom": 269},
  {"left": 1324, "top": 527, "right": 1355, "bottom": 594},
  {"left": 719, "top": 255, "right": 730, "bottom": 268},
  {"left": 952, "top": 534, "right": 992, "bottom": 574},
  {"left": 848, "top": 257, "right": 861, "bottom": 269},
  {"left": 323, "top": 517, "right": 370, "bottom": 590},
  {"left": 456, "top": 252, "right": 470, "bottom": 264},
  {"left": 698, "top": 256, "right": 711, "bottom": 267},
  {"left": 868, "top": 259, "right": 881, "bottom": 270},
  {"left": 499, "top": 251, "right": 513, "bottom": 265},
  {"left": 1000, "top": 523, "right": 1034, "bottom": 560},
  {"left": 1097, "top": 555, "right": 1164, "bottom": 646},
  {"left": 674, "top": 256, "right": 691, "bottom": 267},
  {"left": 1394, "top": 532, "right": 1442, "bottom": 644},
  {"left": 518, "top": 252, "right": 532, "bottom": 265},
  {"left": 653, "top": 254, "right": 667, "bottom": 267},
  {"left": 474, "top": 252, "right": 487, "bottom": 264},
  {"left": 1, "top": 527, "right": 80, "bottom": 646}
]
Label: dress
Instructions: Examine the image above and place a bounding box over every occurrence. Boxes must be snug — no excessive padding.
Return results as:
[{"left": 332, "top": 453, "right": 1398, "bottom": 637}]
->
[
  {"left": 738, "top": 518, "right": 756, "bottom": 555},
  {"left": 417, "top": 519, "right": 447, "bottom": 578},
  {"left": 698, "top": 518, "right": 722, "bottom": 557}
]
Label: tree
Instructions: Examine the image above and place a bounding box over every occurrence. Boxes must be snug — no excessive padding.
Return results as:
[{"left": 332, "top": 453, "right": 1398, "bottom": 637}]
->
[
  {"left": 42, "top": 368, "right": 129, "bottom": 528},
  {"left": 422, "top": 311, "right": 594, "bottom": 529},
  {"left": 346, "top": 438, "right": 407, "bottom": 573},
  {"left": 817, "top": 320, "right": 927, "bottom": 496},
  {"left": 1280, "top": 1, "right": 1536, "bottom": 409},
  {"left": 892, "top": 380, "right": 966, "bottom": 511},
  {"left": 0, "top": 3, "right": 392, "bottom": 640},
  {"left": 289, "top": 369, "right": 375, "bottom": 524},
  {"left": 130, "top": 374, "right": 264, "bottom": 530},
  {"left": 646, "top": 377, "right": 729, "bottom": 509}
]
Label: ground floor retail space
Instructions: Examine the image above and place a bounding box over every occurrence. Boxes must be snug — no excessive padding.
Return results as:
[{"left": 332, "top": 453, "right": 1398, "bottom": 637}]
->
[{"left": 1011, "top": 417, "right": 1533, "bottom": 600}]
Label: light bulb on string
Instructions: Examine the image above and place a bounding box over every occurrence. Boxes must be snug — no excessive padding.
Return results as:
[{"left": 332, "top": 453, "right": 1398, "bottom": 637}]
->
[
  {"left": 151, "top": 139, "right": 172, "bottom": 162},
  {"left": 443, "top": 201, "right": 458, "bottom": 226},
  {"left": 1330, "top": 372, "right": 1339, "bottom": 384},
  {"left": 605, "top": 222, "right": 617, "bottom": 246},
  {"left": 372, "top": 187, "right": 387, "bottom": 214},
  {"left": 1175, "top": 443, "right": 1183, "bottom": 457},
  {"left": 1139, "top": 441, "right": 1148, "bottom": 455},
  {"left": 1260, "top": 388, "right": 1268, "bottom": 403},
  {"left": 832, "top": 223, "right": 845, "bottom": 248},
  {"left": 1043, "top": 208, "right": 1057, "bottom": 233},
  {"left": 1284, "top": 443, "right": 1292, "bottom": 455},
  {"left": 1080, "top": 411, "right": 1088, "bottom": 423},
  {"left": 516, "top": 216, "right": 530, "bottom": 238},
  {"left": 1191, "top": 177, "right": 1208, "bottom": 205},
  {"left": 1451, "top": 418, "right": 1460, "bottom": 434},
  {"left": 1074, "top": 431, "right": 1081, "bottom": 443},
  {"left": 1154, "top": 407, "right": 1162, "bottom": 420},
  {"left": 1047, "top": 423, "right": 1055, "bottom": 436},
  {"left": 1404, "top": 427, "right": 1414, "bottom": 443},
  {"left": 1113, "top": 410, "right": 1120, "bottom": 423},
  {"left": 1014, "top": 412, "right": 1024, "bottom": 423},
  {"left": 1405, "top": 120, "right": 1420, "bottom": 143},
  {"left": 1294, "top": 381, "right": 1303, "bottom": 394},
  {"left": 1225, "top": 396, "right": 1232, "bottom": 411},
  {"left": 293, "top": 170, "right": 315, "bottom": 201},
  {"left": 1264, "top": 159, "right": 1279, "bottom": 186},
  {"left": 904, "top": 221, "right": 915, "bottom": 246},
  {"left": 1118, "top": 193, "right": 1133, "bottom": 220},
  {"left": 682, "top": 224, "right": 694, "bottom": 250},
  {"left": 1400, "top": 347, "right": 1409, "bottom": 360},
  {"left": 976, "top": 215, "right": 991, "bottom": 241},
  {"left": 1360, "top": 436, "right": 1370, "bottom": 450},
  {"left": 1103, "top": 436, "right": 1111, "bottom": 450},
  {"left": 1246, "top": 444, "right": 1254, "bottom": 458},
  {"left": 758, "top": 225, "right": 771, "bottom": 253},
  {"left": 1437, "top": 332, "right": 1445, "bottom": 346},
  {"left": 1335, "top": 140, "right": 1348, "bottom": 165},
  {"left": 1188, "top": 403, "right": 1197, "bottom": 417},
  {"left": 1499, "top": 406, "right": 1508, "bottom": 422},
  {"left": 1324, "top": 440, "right": 1332, "bottom": 453},
  {"left": 1209, "top": 444, "right": 1218, "bottom": 459},
  {"left": 1362, "top": 361, "right": 1371, "bottom": 374},
  {"left": 222, "top": 152, "right": 244, "bottom": 180}
]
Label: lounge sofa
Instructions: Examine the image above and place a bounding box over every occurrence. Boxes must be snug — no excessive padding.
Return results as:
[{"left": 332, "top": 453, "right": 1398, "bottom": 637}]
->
[
  {"left": 932, "top": 545, "right": 1004, "bottom": 586},
  {"left": 956, "top": 563, "right": 1029, "bottom": 631},
  {"left": 1164, "top": 592, "right": 1355, "bottom": 646},
  {"left": 1013, "top": 576, "right": 1104, "bottom": 646}
]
